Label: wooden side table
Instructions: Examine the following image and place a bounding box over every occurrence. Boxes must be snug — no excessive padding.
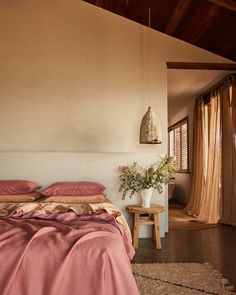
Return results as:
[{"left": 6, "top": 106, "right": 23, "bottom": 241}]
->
[{"left": 126, "top": 205, "right": 165, "bottom": 250}]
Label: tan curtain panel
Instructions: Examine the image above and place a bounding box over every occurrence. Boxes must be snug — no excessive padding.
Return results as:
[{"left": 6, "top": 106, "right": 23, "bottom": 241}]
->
[
  {"left": 186, "top": 75, "right": 236, "bottom": 225},
  {"left": 184, "top": 98, "right": 205, "bottom": 217},
  {"left": 222, "top": 77, "right": 236, "bottom": 226},
  {"left": 185, "top": 93, "right": 222, "bottom": 224}
]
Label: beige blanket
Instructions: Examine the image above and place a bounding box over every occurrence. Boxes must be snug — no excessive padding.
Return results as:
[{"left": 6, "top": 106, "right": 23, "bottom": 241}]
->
[{"left": 0, "top": 200, "right": 132, "bottom": 240}]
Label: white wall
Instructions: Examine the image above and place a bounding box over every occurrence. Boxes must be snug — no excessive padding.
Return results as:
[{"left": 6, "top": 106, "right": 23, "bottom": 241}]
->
[{"left": 0, "top": 0, "right": 230, "bottom": 236}]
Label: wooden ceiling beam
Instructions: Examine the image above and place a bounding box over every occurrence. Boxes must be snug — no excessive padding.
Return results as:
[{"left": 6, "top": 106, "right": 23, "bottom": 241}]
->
[
  {"left": 167, "top": 62, "right": 236, "bottom": 70},
  {"left": 208, "top": 0, "right": 236, "bottom": 12},
  {"left": 164, "top": 0, "right": 191, "bottom": 35}
]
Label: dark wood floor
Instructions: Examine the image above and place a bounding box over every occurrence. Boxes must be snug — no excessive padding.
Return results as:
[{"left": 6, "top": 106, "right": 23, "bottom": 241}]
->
[{"left": 133, "top": 225, "right": 236, "bottom": 289}]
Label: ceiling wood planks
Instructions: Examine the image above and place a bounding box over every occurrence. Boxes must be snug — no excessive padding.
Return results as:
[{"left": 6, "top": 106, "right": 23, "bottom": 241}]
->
[
  {"left": 164, "top": 0, "right": 191, "bottom": 35},
  {"left": 83, "top": 0, "right": 236, "bottom": 61}
]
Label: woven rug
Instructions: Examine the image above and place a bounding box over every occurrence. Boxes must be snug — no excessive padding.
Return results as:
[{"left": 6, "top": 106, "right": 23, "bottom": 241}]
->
[{"left": 133, "top": 263, "right": 235, "bottom": 295}]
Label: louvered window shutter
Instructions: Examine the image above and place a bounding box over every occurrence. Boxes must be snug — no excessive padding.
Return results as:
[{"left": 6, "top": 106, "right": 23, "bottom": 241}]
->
[{"left": 168, "top": 118, "right": 189, "bottom": 173}]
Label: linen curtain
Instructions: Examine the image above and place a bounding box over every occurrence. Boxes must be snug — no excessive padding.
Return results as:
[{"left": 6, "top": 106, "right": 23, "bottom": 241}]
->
[
  {"left": 185, "top": 75, "right": 236, "bottom": 225},
  {"left": 184, "top": 98, "right": 205, "bottom": 218},
  {"left": 185, "top": 93, "right": 222, "bottom": 223},
  {"left": 222, "top": 77, "right": 236, "bottom": 226}
]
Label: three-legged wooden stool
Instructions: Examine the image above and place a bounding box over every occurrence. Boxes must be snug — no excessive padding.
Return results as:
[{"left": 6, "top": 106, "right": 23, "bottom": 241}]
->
[{"left": 126, "top": 205, "right": 165, "bottom": 249}]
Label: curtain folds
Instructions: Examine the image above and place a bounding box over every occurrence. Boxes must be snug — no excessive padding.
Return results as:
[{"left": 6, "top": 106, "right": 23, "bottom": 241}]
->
[
  {"left": 185, "top": 75, "right": 236, "bottom": 225},
  {"left": 184, "top": 98, "right": 205, "bottom": 218},
  {"left": 185, "top": 94, "right": 222, "bottom": 223},
  {"left": 222, "top": 77, "right": 236, "bottom": 226}
]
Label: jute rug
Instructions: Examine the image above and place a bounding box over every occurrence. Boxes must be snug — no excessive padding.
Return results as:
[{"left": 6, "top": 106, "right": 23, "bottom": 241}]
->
[
  {"left": 169, "top": 209, "right": 219, "bottom": 230},
  {"left": 133, "top": 263, "right": 235, "bottom": 295}
]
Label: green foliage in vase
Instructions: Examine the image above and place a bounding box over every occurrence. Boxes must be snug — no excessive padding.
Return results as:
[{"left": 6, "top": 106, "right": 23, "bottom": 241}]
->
[{"left": 119, "top": 155, "right": 176, "bottom": 200}]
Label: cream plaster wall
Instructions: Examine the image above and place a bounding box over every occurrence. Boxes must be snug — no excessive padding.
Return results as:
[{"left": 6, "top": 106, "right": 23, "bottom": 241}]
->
[{"left": 0, "top": 0, "right": 230, "bottom": 236}]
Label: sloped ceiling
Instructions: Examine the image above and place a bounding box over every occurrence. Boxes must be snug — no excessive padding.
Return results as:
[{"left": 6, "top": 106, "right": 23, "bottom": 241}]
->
[
  {"left": 83, "top": 0, "right": 236, "bottom": 61},
  {"left": 168, "top": 69, "right": 235, "bottom": 102}
]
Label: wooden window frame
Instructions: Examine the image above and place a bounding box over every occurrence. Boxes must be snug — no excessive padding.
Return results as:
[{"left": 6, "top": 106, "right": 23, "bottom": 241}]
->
[{"left": 168, "top": 117, "right": 189, "bottom": 173}]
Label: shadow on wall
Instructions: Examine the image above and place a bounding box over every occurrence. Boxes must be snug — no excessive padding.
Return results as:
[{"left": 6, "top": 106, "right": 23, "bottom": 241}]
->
[{"left": 171, "top": 183, "right": 188, "bottom": 206}]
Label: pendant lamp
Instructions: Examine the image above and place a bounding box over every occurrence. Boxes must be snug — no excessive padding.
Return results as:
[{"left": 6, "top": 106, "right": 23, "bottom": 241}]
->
[{"left": 139, "top": 7, "right": 162, "bottom": 144}]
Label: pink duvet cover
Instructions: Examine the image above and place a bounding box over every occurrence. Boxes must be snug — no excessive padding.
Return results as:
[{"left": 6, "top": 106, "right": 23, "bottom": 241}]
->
[{"left": 0, "top": 208, "right": 139, "bottom": 295}]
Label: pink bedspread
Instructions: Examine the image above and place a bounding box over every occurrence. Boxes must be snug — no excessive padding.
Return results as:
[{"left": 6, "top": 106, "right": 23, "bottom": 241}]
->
[{"left": 0, "top": 210, "right": 139, "bottom": 295}]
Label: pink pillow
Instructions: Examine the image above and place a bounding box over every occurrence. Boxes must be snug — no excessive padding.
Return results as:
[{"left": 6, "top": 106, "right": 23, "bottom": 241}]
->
[
  {"left": 42, "top": 182, "right": 105, "bottom": 196},
  {"left": 0, "top": 180, "right": 41, "bottom": 195}
]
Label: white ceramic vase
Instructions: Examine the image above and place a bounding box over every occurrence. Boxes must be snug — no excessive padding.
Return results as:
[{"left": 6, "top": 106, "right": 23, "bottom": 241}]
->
[{"left": 140, "top": 188, "right": 153, "bottom": 208}]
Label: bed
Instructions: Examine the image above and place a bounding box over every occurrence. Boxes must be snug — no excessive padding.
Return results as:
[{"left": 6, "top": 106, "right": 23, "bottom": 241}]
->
[{"left": 0, "top": 199, "right": 139, "bottom": 295}]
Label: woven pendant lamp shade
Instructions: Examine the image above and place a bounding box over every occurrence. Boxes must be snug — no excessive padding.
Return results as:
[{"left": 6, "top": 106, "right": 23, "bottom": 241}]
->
[
  {"left": 139, "top": 106, "right": 162, "bottom": 144},
  {"left": 139, "top": 7, "right": 162, "bottom": 145}
]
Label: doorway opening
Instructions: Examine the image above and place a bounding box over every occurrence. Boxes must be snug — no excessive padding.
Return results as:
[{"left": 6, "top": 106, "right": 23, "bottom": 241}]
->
[{"left": 167, "top": 62, "right": 236, "bottom": 229}]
